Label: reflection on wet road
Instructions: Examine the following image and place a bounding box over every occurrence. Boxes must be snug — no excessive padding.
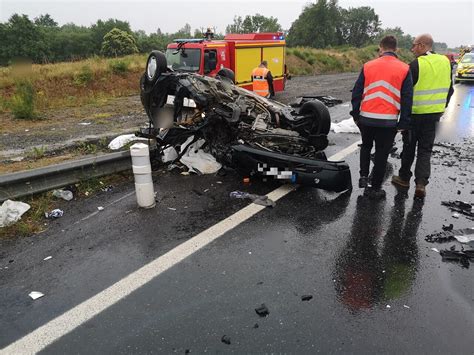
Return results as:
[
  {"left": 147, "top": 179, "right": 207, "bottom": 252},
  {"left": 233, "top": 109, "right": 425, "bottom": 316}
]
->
[
  {"left": 335, "top": 192, "right": 423, "bottom": 312},
  {"left": 440, "top": 83, "right": 474, "bottom": 139}
]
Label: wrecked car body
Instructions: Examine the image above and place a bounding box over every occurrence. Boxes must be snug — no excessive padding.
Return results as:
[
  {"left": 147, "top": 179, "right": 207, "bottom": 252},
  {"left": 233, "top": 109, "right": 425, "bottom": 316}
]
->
[{"left": 139, "top": 50, "right": 352, "bottom": 192}]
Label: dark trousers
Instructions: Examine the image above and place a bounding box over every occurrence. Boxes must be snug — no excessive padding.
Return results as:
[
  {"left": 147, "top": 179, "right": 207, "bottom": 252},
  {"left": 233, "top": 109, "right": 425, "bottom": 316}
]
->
[
  {"left": 360, "top": 124, "right": 397, "bottom": 189},
  {"left": 399, "top": 119, "right": 438, "bottom": 186}
]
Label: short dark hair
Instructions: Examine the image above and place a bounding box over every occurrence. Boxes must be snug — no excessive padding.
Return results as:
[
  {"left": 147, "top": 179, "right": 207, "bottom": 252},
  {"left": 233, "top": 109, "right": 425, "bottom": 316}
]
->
[
  {"left": 379, "top": 36, "right": 397, "bottom": 51},
  {"left": 261, "top": 60, "right": 268, "bottom": 66}
]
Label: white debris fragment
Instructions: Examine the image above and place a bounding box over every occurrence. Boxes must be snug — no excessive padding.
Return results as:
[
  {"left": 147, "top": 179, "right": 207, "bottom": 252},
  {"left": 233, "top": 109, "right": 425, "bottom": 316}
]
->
[
  {"left": 79, "top": 122, "right": 91, "bottom": 125},
  {"left": 162, "top": 146, "right": 178, "bottom": 163},
  {"left": 203, "top": 189, "right": 210, "bottom": 193},
  {"left": 179, "top": 136, "right": 222, "bottom": 174},
  {"left": 52, "top": 189, "right": 73, "bottom": 201},
  {"left": 403, "top": 305, "right": 410, "bottom": 309},
  {"left": 431, "top": 248, "right": 440, "bottom": 253},
  {"left": 168, "top": 207, "right": 177, "bottom": 211},
  {"left": 29, "top": 291, "right": 44, "bottom": 300},
  {"left": 330, "top": 118, "right": 360, "bottom": 134},
  {"left": 97, "top": 206, "right": 104, "bottom": 211},
  {"left": 386, "top": 305, "right": 391, "bottom": 309},
  {"left": 453, "top": 228, "right": 474, "bottom": 243},
  {"left": 43, "top": 256, "right": 52, "bottom": 261},
  {"left": 216, "top": 181, "right": 223, "bottom": 184},
  {"left": 108, "top": 134, "right": 148, "bottom": 150},
  {"left": 452, "top": 213, "right": 460, "bottom": 219},
  {"left": 0, "top": 200, "right": 31, "bottom": 228}
]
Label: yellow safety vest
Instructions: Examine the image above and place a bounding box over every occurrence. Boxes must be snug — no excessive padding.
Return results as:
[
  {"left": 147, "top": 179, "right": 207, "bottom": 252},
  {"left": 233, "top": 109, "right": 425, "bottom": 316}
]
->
[{"left": 412, "top": 53, "right": 451, "bottom": 114}]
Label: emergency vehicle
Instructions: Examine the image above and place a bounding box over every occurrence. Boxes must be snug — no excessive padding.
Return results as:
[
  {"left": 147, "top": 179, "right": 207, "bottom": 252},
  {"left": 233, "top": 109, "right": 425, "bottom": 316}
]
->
[{"left": 164, "top": 32, "right": 288, "bottom": 93}]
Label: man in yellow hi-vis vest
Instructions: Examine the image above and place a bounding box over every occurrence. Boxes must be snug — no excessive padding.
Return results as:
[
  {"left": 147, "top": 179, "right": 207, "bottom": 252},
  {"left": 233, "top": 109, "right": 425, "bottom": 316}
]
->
[
  {"left": 392, "top": 34, "right": 453, "bottom": 198},
  {"left": 251, "top": 61, "right": 275, "bottom": 98}
]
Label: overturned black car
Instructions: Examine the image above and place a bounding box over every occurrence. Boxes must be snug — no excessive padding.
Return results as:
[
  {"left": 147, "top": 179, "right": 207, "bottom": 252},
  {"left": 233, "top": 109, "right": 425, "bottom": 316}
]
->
[{"left": 138, "top": 51, "right": 352, "bottom": 192}]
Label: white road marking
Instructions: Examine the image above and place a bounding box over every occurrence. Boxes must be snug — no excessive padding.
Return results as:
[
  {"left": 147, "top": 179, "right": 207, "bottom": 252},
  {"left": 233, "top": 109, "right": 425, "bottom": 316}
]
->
[{"left": 1, "top": 140, "right": 361, "bottom": 354}]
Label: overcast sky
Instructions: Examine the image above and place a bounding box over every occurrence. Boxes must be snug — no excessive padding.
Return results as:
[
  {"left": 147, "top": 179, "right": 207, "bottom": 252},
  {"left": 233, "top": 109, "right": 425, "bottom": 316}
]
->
[{"left": 0, "top": 0, "right": 472, "bottom": 47}]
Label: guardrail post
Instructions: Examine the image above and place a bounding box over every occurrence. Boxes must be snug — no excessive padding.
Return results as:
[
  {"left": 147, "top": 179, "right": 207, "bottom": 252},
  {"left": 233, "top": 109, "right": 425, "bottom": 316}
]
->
[{"left": 130, "top": 143, "right": 155, "bottom": 208}]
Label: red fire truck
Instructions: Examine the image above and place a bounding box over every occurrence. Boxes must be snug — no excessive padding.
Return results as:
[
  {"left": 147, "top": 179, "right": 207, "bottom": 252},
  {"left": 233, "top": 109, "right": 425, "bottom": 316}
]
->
[{"left": 165, "top": 32, "right": 288, "bottom": 93}]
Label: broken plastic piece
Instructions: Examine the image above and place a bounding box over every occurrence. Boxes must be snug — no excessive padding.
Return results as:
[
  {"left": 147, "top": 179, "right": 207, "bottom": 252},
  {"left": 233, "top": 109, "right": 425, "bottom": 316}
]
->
[
  {"left": 229, "top": 191, "right": 276, "bottom": 208},
  {"left": 52, "top": 189, "right": 73, "bottom": 201},
  {"left": 441, "top": 200, "right": 474, "bottom": 218},
  {"left": 44, "top": 209, "right": 64, "bottom": 219},
  {"left": 29, "top": 291, "right": 44, "bottom": 300},
  {"left": 0, "top": 200, "right": 31, "bottom": 228},
  {"left": 108, "top": 134, "right": 148, "bottom": 150},
  {"left": 403, "top": 305, "right": 410, "bottom": 309},
  {"left": 255, "top": 303, "right": 270, "bottom": 317},
  {"left": 453, "top": 213, "right": 460, "bottom": 219},
  {"left": 97, "top": 206, "right": 104, "bottom": 211},
  {"left": 43, "top": 256, "right": 52, "bottom": 261},
  {"left": 221, "top": 335, "right": 231, "bottom": 345},
  {"left": 431, "top": 248, "right": 440, "bottom": 253},
  {"left": 301, "top": 295, "right": 313, "bottom": 301},
  {"left": 442, "top": 224, "right": 454, "bottom": 231},
  {"left": 330, "top": 118, "right": 360, "bottom": 134},
  {"left": 440, "top": 249, "right": 471, "bottom": 268}
]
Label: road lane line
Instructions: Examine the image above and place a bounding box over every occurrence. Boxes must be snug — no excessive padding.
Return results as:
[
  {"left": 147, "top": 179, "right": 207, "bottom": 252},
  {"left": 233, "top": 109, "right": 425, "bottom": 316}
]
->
[{"left": 1, "top": 140, "right": 361, "bottom": 354}]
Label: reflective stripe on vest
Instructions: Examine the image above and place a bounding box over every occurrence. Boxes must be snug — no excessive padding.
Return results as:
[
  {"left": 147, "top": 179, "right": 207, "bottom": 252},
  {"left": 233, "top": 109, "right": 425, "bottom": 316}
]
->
[
  {"left": 252, "top": 67, "right": 269, "bottom": 97},
  {"left": 412, "top": 54, "right": 451, "bottom": 114},
  {"left": 360, "top": 55, "right": 409, "bottom": 122}
]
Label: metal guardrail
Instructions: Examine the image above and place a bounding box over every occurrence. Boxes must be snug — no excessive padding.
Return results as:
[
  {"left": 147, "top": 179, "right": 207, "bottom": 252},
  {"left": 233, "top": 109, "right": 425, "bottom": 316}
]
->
[{"left": 0, "top": 151, "right": 132, "bottom": 202}]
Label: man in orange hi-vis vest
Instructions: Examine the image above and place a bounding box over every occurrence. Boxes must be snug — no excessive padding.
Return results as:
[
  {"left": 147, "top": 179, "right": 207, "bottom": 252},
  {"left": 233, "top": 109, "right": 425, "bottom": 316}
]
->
[
  {"left": 351, "top": 36, "right": 413, "bottom": 199},
  {"left": 251, "top": 61, "right": 275, "bottom": 98}
]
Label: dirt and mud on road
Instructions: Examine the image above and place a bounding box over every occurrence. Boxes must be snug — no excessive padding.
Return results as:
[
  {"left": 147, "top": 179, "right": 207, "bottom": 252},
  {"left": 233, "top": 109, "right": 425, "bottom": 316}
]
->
[{"left": 0, "top": 73, "right": 358, "bottom": 172}]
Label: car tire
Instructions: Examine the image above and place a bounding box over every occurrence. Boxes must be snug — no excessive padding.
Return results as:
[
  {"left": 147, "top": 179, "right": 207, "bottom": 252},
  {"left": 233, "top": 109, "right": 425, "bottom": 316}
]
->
[
  {"left": 216, "top": 68, "right": 235, "bottom": 84},
  {"left": 145, "top": 50, "right": 167, "bottom": 85},
  {"left": 299, "top": 100, "right": 331, "bottom": 135}
]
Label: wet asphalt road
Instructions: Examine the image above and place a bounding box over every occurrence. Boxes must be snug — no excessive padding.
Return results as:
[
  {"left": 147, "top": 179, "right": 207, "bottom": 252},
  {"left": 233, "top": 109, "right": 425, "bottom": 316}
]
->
[{"left": 1, "top": 83, "right": 473, "bottom": 353}]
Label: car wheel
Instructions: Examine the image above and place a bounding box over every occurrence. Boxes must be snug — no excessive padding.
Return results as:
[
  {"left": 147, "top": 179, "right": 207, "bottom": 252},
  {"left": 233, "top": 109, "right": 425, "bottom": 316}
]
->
[
  {"left": 299, "top": 100, "right": 331, "bottom": 135},
  {"left": 216, "top": 68, "right": 235, "bottom": 84},
  {"left": 145, "top": 50, "right": 167, "bottom": 85}
]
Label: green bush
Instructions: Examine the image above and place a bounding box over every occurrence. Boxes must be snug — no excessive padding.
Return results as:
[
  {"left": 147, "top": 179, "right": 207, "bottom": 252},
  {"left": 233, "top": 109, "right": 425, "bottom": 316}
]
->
[
  {"left": 108, "top": 59, "right": 129, "bottom": 75},
  {"left": 10, "top": 79, "right": 37, "bottom": 119},
  {"left": 74, "top": 65, "right": 94, "bottom": 86}
]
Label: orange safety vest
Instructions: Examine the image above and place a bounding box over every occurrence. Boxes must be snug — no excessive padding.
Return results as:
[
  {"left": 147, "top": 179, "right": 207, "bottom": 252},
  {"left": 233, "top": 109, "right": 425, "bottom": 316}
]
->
[
  {"left": 252, "top": 67, "right": 269, "bottom": 97},
  {"left": 360, "top": 55, "right": 409, "bottom": 122}
]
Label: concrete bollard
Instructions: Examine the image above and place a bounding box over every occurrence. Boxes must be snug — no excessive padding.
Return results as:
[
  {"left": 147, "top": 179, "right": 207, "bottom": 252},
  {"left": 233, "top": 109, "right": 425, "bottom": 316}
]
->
[{"left": 130, "top": 143, "right": 155, "bottom": 208}]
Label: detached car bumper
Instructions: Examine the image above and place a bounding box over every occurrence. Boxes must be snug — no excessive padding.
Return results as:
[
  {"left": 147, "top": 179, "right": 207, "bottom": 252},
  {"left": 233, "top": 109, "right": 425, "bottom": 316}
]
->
[{"left": 231, "top": 145, "right": 352, "bottom": 193}]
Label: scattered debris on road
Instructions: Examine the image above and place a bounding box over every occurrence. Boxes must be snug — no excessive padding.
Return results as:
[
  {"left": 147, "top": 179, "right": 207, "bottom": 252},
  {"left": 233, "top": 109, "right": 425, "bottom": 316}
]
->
[
  {"left": 97, "top": 206, "right": 104, "bottom": 211},
  {"left": 52, "top": 189, "right": 74, "bottom": 201},
  {"left": 301, "top": 295, "right": 313, "bottom": 301},
  {"left": 440, "top": 248, "right": 473, "bottom": 268},
  {"left": 255, "top": 303, "right": 270, "bottom": 317},
  {"left": 230, "top": 191, "right": 275, "bottom": 208},
  {"left": 28, "top": 291, "right": 44, "bottom": 300},
  {"left": 425, "top": 227, "right": 474, "bottom": 244},
  {"left": 330, "top": 118, "right": 360, "bottom": 134},
  {"left": 43, "top": 256, "right": 52, "bottom": 261},
  {"left": 441, "top": 200, "right": 474, "bottom": 219},
  {"left": 221, "top": 335, "right": 231, "bottom": 345},
  {"left": 44, "top": 209, "right": 64, "bottom": 219},
  {"left": 0, "top": 200, "right": 31, "bottom": 227},
  {"left": 442, "top": 224, "right": 454, "bottom": 231}
]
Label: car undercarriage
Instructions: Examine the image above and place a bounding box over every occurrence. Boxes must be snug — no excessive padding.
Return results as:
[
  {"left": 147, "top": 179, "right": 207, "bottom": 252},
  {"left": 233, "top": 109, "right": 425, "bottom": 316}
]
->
[{"left": 138, "top": 51, "right": 352, "bottom": 192}]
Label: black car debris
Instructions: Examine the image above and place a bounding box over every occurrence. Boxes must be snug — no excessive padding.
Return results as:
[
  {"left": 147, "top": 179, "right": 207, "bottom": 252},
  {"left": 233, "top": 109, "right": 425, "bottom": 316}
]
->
[{"left": 138, "top": 50, "right": 352, "bottom": 192}]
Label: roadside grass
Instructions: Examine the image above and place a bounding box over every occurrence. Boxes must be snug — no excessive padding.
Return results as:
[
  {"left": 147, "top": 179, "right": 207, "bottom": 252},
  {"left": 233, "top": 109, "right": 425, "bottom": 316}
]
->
[
  {"left": 0, "top": 172, "right": 134, "bottom": 240},
  {"left": 0, "top": 54, "right": 146, "bottom": 113},
  {"left": 286, "top": 46, "right": 414, "bottom": 75}
]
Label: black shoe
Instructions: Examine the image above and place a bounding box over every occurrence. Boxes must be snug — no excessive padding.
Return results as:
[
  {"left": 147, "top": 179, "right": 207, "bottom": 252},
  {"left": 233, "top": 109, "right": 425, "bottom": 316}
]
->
[
  {"left": 364, "top": 187, "right": 386, "bottom": 199},
  {"left": 359, "top": 176, "right": 370, "bottom": 188}
]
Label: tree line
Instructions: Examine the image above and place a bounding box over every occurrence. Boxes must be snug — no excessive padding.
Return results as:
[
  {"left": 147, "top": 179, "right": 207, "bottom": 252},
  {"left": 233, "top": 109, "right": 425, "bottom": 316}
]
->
[{"left": 0, "top": 1, "right": 451, "bottom": 66}]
